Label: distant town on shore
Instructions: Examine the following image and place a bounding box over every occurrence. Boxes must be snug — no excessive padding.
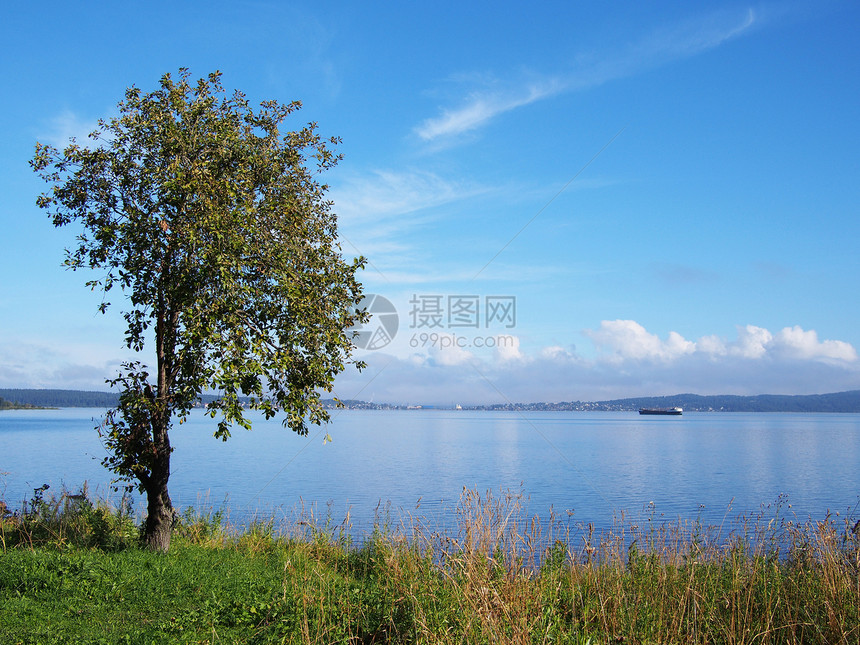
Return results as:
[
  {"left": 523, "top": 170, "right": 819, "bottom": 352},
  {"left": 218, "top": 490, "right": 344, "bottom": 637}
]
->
[{"left": 2, "top": 388, "right": 860, "bottom": 413}]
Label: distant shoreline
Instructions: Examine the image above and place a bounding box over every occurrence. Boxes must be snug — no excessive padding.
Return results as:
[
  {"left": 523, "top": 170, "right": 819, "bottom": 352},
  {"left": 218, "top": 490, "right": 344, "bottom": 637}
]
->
[
  {"left": 0, "top": 401, "right": 54, "bottom": 411},
  {"left": 2, "top": 388, "right": 860, "bottom": 413},
  {"left": 0, "top": 395, "right": 54, "bottom": 411}
]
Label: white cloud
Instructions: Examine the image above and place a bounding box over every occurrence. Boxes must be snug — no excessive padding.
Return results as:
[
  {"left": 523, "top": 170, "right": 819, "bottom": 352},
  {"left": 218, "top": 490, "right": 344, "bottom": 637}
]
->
[
  {"left": 430, "top": 342, "right": 475, "bottom": 367},
  {"left": 538, "top": 345, "right": 578, "bottom": 362},
  {"left": 494, "top": 335, "right": 524, "bottom": 363},
  {"left": 586, "top": 321, "right": 857, "bottom": 366},
  {"left": 730, "top": 324, "right": 773, "bottom": 359},
  {"left": 584, "top": 320, "right": 695, "bottom": 362},
  {"left": 772, "top": 326, "right": 858, "bottom": 361},
  {"left": 696, "top": 334, "right": 727, "bottom": 357}
]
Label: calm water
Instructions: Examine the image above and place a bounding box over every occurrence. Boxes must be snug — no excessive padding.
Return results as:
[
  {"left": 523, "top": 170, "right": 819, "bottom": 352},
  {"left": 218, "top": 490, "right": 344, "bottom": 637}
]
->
[{"left": 2, "top": 408, "right": 859, "bottom": 537}]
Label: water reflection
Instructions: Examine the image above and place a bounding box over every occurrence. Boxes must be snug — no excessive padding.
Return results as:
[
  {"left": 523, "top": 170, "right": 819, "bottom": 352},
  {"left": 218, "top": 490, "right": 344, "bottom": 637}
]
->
[{"left": 2, "top": 409, "right": 858, "bottom": 540}]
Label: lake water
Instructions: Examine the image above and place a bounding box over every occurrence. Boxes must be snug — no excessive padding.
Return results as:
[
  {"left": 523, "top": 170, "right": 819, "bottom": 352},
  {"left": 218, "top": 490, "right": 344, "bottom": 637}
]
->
[{"left": 2, "top": 408, "right": 859, "bottom": 540}]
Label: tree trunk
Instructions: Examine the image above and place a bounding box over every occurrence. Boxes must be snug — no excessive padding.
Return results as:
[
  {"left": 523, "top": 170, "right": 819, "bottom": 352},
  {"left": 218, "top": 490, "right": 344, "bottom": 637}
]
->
[
  {"left": 142, "top": 440, "right": 174, "bottom": 551},
  {"left": 143, "top": 480, "right": 173, "bottom": 551},
  {"left": 145, "top": 277, "right": 177, "bottom": 553}
]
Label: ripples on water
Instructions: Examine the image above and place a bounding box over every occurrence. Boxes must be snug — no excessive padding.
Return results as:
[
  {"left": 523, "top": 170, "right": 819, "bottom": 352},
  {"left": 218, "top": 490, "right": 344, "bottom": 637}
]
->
[{"left": 2, "top": 409, "right": 858, "bottom": 541}]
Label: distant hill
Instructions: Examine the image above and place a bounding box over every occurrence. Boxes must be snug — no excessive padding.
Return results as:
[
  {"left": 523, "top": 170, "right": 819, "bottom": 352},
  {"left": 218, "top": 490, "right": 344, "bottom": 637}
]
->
[
  {"left": 3, "top": 388, "right": 860, "bottom": 413},
  {"left": 593, "top": 390, "right": 860, "bottom": 412},
  {"left": 0, "top": 389, "right": 245, "bottom": 409},
  {"left": 0, "top": 390, "right": 393, "bottom": 411},
  {"left": 464, "top": 390, "right": 860, "bottom": 413},
  {"left": 0, "top": 389, "right": 120, "bottom": 408}
]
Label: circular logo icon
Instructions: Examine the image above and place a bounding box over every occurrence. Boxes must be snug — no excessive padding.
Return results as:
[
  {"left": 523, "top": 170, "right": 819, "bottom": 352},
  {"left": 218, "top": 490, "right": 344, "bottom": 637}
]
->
[{"left": 350, "top": 294, "right": 398, "bottom": 350}]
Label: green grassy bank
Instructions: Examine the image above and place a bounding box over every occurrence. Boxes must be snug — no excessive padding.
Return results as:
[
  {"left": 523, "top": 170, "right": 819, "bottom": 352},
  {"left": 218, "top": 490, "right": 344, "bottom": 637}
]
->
[{"left": 1, "top": 487, "right": 858, "bottom": 644}]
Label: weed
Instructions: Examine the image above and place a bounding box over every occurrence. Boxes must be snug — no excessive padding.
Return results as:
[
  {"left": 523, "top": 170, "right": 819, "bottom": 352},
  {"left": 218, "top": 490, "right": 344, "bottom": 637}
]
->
[
  {"left": 1, "top": 486, "right": 858, "bottom": 643},
  {"left": 1, "top": 483, "right": 138, "bottom": 551}
]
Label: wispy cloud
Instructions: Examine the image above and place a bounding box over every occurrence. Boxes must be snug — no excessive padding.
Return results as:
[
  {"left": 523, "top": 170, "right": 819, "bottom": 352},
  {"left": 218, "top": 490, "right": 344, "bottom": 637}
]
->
[
  {"left": 415, "top": 8, "right": 757, "bottom": 143},
  {"left": 415, "top": 80, "right": 563, "bottom": 142},
  {"left": 636, "top": 8, "right": 756, "bottom": 60},
  {"left": 38, "top": 109, "right": 101, "bottom": 148},
  {"left": 332, "top": 169, "right": 488, "bottom": 223},
  {"left": 331, "top": 168, "right": 491, "bottom": 278},
  {"left": 332, "top": 158, "right": 626, "bottom": 288}
]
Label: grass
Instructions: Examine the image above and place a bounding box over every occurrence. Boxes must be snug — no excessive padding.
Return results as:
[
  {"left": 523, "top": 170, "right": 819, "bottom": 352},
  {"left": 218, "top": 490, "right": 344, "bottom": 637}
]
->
[{"left": 1, "top": 486, "right": 858, "bottom": 644}]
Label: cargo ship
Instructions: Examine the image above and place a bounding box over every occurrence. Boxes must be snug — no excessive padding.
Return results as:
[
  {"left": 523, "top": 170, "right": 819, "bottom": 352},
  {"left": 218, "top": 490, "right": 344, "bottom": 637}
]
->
[{"left": 639, "top": 407, "right": 683, "bottom": 415}]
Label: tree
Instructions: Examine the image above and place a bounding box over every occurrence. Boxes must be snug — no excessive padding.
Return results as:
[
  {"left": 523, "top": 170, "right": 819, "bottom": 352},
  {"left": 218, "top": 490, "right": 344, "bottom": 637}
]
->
[{"left": 31, "top": 69, "right": 366, "bottom": 551}]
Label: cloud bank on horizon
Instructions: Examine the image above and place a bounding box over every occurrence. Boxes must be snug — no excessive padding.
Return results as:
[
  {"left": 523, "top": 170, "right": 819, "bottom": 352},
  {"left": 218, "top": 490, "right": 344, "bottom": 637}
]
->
[
  {"left": 3, "top": 318, "right": 856, "bottom": 404},
  {"left": 336, "top": 319, "right": 860, "bottom": 406}
]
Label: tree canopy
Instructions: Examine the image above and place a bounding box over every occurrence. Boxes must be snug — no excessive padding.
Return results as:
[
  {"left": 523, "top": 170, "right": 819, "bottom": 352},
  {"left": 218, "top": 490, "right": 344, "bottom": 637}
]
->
[{"left": 31, "top": 69, "right": 365, "bottom": 550}]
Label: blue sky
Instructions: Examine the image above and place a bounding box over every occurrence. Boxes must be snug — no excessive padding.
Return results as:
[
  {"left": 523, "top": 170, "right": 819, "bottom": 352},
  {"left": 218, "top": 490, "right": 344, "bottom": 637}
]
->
[{"left": 1, "top": 1, "right": 858, "bottom": 404}]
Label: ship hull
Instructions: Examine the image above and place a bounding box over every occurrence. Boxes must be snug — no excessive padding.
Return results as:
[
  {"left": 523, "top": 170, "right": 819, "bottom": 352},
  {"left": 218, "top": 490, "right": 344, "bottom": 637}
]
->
[{"left": 639, "top": 408, "right": 683, "bottom": 415}]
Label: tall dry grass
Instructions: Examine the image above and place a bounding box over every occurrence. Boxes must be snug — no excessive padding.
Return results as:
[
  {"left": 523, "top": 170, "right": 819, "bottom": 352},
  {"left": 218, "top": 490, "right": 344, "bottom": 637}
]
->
[
  {"left": 2, "top": 484, "right": 858, "bottom": 643},
  {"left": 355, "top": 488, "right": 860, "bottom": 643}
]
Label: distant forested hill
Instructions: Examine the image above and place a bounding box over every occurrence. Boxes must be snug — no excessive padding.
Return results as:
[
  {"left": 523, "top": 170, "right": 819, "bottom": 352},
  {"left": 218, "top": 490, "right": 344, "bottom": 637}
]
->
[
  {"left": 0, "top": 389, "right": 119, "bottom": 408},
  {"left": 3, "top": 388, "right": 860, "bottom": 412},
  {"left": 0, "top": 389, "right": 253, "bottom": 409},
  {"left": 0, "top": 389, "right": 231, "bottom": 409},
  {"left": 597, "top": 390, "right": 860, "bottom": 412}
]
